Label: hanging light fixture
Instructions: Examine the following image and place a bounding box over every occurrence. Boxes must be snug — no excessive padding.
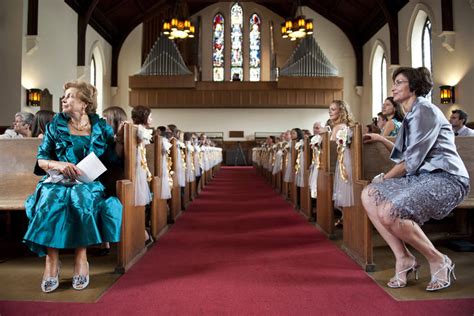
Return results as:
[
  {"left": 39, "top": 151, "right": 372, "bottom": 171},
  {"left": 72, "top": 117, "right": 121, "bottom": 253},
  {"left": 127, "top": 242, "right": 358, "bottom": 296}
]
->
[
  {"left": 162, "top": 0, "right": 195, "bottom": 40},
  {"left": 281, "top": 1, "right": 313, "bottom": 41}
]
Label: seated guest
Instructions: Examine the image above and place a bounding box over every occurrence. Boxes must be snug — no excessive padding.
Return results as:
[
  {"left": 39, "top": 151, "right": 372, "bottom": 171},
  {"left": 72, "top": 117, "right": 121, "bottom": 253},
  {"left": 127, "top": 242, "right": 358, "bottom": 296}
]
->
[
  {"left": 302, "top": 129, "right": 311, "bottom": 137},
  {"left": 156, "top": 125, "right": 167, "bottom": 137},
  {"left": 449, "top": 109, "right": 474, "bottom": 136},
  {"left": 232, "top": 73, "right": 241, "bottom": 81},
  {"left": 102, "top": 106, "right": 127, "bottom": 135},
  {"left": 100, "top": 106, "right": 127, "bottom": 255},
  {"left": 131, "top": 105, "right": 154, "bottom": 246},
  {"left": 376, "top": 112, "right": 387, "bottom": 133},
  {"left": 31, "top": 110, "right": 55, "bottom": 138},
  {"left": 362, "top": 67, "right": 469, "bottom": 291},
  {"left": 329, "top": 100, "right": 356, "bottom": 226},
  {"left": 312, "top": 121, "right": 325, "bottom": 135},
  {"left": 381, "top": 97, "right": 405, "bottom": 137},
  {"left": 23, "top": 80, "right": 124, "bottom": 293},
  {"left": 0, "top": 112, "right": 34, "bottom": 138}
]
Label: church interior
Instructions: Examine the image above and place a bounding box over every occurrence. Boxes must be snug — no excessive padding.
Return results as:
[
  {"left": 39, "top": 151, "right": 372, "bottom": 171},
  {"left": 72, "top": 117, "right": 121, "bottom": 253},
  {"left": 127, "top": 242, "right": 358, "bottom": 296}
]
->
[{"left": 0, "top": 0, "right": 473, "bottom": 314}]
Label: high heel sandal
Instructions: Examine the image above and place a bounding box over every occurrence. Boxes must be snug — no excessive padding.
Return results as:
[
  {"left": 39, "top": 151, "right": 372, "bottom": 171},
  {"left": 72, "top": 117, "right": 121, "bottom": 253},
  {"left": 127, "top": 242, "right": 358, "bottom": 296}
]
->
[
  {"left": 72, "top": 261, "right": 89, "bottom": 290},
  {"left": 426, "top": 255, "right": 456, "bottom": 292},
  {"left": 41, "top": 261, "right": 62, "bottom": 293},
  {"left": 387, "top": 260, "right": 420, "bottom": 288}
]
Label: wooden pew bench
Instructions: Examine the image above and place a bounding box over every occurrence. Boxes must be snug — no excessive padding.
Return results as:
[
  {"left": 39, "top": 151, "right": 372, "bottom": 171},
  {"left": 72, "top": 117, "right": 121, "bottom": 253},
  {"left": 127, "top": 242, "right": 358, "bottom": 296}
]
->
[
  {"left": 315, "top": 132, "right": 337, "bottom": 238},
  {"left": 0, "top": 138, "right": 42, "bottom": 213}
]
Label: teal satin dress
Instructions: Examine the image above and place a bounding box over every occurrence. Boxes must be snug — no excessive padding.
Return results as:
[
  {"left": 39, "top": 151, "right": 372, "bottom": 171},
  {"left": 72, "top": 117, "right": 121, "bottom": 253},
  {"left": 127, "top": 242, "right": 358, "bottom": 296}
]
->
[{"left": 23, "top": 113, "right": 123, "bottom": 256}]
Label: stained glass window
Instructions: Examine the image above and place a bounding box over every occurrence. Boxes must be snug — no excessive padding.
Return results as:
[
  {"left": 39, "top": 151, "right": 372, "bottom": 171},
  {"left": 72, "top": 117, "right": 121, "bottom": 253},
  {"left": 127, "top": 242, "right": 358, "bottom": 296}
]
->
[
  {"left": 213, "top": 13, "right": 225, "bottom": 82},
  {"left": 230, "top": 3, "right": 243, "bottom": 81},
  {"left": 249, "top": 13, "right": 261, "bottom": 81}
]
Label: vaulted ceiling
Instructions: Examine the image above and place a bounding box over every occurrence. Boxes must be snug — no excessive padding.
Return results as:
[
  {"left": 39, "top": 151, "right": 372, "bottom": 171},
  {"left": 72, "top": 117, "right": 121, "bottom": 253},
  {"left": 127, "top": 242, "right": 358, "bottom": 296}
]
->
[{"left": 64, "top": 0, "right": 409, "bottom": 85}]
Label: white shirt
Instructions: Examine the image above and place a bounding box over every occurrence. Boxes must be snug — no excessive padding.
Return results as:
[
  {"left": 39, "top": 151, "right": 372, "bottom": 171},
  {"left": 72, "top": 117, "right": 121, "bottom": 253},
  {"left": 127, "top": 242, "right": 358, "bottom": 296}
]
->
[
  {"left": 0, "top": 129, "right": 22, "bottom": 139},
  {"left": 455, "top": 125, "right": 474, "bottom": 136}
]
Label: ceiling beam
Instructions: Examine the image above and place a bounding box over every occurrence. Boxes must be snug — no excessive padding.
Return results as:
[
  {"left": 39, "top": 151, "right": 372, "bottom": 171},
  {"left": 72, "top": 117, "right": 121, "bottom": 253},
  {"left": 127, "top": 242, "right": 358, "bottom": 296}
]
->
[
  {"left": 375, "top": 0, "right": 399, "bottom": 65},
  {"left": 77, "top": 0, "right": 100, "bottom": 66}
]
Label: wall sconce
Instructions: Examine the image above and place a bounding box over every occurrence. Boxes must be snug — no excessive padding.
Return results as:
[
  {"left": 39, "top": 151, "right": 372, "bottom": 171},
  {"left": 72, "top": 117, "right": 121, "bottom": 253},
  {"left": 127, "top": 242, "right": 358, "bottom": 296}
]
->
[
  {"left": 27, "top": 88, "right": 42, "bottom": 106},
  {"left": 440, "top": 85, "right": 455, "bottom": 104}
]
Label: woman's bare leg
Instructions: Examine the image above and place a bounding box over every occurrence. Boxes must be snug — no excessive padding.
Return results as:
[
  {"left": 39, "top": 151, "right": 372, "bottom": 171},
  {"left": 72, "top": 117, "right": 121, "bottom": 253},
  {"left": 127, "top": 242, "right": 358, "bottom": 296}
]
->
[
  {"left": 44, "top": 248, "right": 60, "bottom": 279},
  {"left": 74, "top": 247, "right": 88, "bottom": 276}
]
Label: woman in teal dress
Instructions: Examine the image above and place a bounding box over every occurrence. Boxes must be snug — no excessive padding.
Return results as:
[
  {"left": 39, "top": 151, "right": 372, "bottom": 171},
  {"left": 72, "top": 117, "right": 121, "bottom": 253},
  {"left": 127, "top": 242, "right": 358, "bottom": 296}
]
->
[
  {"left": 23, "top": 80, "right": 124, "bottom": 293},
  {"left": 381, "top": 96, "right": 405, "bottom": 137}
]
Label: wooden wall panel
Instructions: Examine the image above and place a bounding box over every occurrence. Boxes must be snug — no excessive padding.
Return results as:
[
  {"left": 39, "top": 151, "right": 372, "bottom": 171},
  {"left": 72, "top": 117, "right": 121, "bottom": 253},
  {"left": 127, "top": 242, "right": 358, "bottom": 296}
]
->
[{"left": 129, "top": 76, "right": 344, "bottom": 108}]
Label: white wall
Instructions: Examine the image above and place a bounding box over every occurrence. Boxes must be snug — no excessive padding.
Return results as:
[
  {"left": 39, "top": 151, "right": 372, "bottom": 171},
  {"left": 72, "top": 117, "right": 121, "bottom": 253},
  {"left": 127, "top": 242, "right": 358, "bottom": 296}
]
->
[
  {"left": 20, "top": 0, "right": 112, "bottom": 114},
  {"left": 362, "top": 0, "right": 474, "bottom": 124},
  {"left": 302, "top": 6, "right": 359, "bottom": 120},
  {"left": 112, "top": 24, "right": 143, "bottom": 118},
  {"left": 151, "top": 108, "right": 329, "bottom": 141},
  {"left": 0, "top": 0, "right": 24, "bottom": 125},
  {"left": 115, "top": 3, "right": 355, "bottom": 140}
]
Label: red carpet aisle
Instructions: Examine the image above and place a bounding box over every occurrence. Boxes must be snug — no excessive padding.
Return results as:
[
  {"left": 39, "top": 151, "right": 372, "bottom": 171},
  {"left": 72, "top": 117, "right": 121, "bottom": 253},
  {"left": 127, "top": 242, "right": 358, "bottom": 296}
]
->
[{"left": 1, "top": 167, "right": 473, "bottom": 315}]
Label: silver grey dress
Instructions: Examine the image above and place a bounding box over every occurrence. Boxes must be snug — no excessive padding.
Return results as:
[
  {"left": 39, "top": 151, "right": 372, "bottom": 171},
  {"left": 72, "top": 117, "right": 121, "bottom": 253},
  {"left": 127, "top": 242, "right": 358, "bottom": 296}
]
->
[{"left": 368, "top": 97, "right": 470, "bottom": 225}]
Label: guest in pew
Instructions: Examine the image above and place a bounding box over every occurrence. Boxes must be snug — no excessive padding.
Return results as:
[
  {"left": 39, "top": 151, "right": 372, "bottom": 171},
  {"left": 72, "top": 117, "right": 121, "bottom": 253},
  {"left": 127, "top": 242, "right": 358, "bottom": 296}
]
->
[
  {"left": 131, "top": 105, "right": 154, "bottom": 246},
  {"left": 449, "top": 109, "right": 474, "bottom": 136},
  {"left": 381, "top": 97, "right": 405, "bottom": 137},
  {"left": 329, "top": 100, "right": 356, "bottom": 226},
  {"left": 23, "top": 80, "right": 124, "bottom": 293},
  {"left": 312, "top": 121, "right": 325, "bottom": 136},
  {"left": 157, "top": 125, "right": 167, "bottom": 137},
  {"left": 362, "top": 67, "right": 469, "bottom": 291},
  {"left": 0, "top": 112, "right": 34, "bottom": 138},
  {"left": 31, "top": 110, "right": 55, "bottom": 138},
  {"left": 100, "top": 106, "right": 128, "bottom": 255},
  {"left": 103, "top": 106, "right": 127, "bottom": 135},
  {"left": 376, "top": 112, "right": 387, "bottom": 133}
]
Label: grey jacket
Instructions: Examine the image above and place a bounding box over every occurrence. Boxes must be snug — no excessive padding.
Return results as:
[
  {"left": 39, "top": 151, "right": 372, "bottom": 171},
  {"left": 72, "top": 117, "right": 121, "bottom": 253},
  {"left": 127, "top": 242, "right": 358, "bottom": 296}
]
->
[{"left": 391, "top": 97, "right": 469, "bottom": 179}]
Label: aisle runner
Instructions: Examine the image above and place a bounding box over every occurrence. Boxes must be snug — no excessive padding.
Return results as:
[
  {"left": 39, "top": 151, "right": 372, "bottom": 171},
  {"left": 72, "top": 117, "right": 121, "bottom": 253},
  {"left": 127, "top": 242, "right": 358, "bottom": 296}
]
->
[{"left": 1, "top": 167, "right": 473, "bottom": 315}]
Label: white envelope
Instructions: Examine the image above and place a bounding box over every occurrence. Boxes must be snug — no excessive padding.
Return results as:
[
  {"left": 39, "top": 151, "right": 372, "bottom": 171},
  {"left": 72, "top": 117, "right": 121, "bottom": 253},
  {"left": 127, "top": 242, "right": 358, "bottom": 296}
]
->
[{"left": 76, "top": 152, "right": 107, "bottom": 183}]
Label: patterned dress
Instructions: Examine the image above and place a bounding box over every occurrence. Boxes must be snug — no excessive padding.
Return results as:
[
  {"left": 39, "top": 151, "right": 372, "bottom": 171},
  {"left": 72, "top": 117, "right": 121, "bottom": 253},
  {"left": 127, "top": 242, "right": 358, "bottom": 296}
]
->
[{"left": 368, "top": 97, "right": 470, "bottom": 225}]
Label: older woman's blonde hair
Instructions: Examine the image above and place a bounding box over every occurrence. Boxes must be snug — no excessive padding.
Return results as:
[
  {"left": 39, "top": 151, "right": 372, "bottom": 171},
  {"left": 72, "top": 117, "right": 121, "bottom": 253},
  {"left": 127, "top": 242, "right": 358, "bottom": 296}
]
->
[
  {"left": 64, "top": 80, "right": 98, "bottom": 114},
  {"left": 330, "top": 100, "right": 356, "bottom": 127}
]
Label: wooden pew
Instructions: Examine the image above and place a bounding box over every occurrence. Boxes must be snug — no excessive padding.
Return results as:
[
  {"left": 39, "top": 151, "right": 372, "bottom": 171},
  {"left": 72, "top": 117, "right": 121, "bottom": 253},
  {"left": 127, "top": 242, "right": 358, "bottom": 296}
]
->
[
  {"left": 169, "top": 138, "right": 182, "bottom": 222},
  {"left": 340, "top": 125, "right": 393, "bottom": 271},
  {"left": 282, "top": 149, "right": 289, "bottom": 198},
  {"left": 315, "top": 132, "right": 337, "bottom": 238},
  {"left": 0, "top": 138, "right": 42, "bottom": 213},
  {"left": 116, "top": 123, "right": 146, "bottom": 273},
  {"left": 288, "top": 143, "right": 297, "bottom": 204},
  {"left": 299, "top": 136, "right": 312, "bottom": 220},
  {"left": 147, "top": 135, "right": 169, "bottom": 239},
  {"left": 182, "top": 145, "right": 190, "bottom": 210}
]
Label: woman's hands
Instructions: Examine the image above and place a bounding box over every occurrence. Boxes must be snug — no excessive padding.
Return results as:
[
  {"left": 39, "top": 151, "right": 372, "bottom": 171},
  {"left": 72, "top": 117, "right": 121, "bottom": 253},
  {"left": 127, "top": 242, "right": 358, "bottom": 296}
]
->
[{"left": 52, "top": 161, "right": 81, "bottom": 180}]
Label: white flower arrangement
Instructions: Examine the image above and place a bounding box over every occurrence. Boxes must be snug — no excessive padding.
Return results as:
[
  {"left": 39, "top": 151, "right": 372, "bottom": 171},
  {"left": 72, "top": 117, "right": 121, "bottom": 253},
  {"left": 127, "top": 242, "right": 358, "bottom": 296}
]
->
[
  {"left": 294, "top": 139, "right": 304, "bottom": 151},
  {"left": 310, "top": 134, "right": 322, "bottom": 148},
  {"left": 335, "top": 126, "right": 351, "bottom": 148},
  {"left": 137, "top": 124, "right": 153, "bottom": 145}
]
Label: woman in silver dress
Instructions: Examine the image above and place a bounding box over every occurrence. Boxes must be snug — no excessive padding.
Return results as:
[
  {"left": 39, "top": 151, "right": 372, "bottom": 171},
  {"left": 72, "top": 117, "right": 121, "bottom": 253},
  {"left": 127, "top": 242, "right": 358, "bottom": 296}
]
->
[{"left": 362, "top": 67, "right": 469, "bottom": 291}]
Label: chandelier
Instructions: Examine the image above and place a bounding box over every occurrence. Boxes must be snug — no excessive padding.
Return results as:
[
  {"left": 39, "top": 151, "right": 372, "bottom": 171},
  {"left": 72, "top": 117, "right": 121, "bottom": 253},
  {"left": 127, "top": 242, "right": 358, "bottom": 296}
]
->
[
  {"left": 281, "top": 16, "right": 313, "bottom": 41},
  {"left": 162, "top": 18, "right": 195, "bottom": 40},
  {"left": 281, "top": 1, "right": 313, "bottom": 41},
  {"left": 162, "top": 0, "right": 194, "bottom": 40}
]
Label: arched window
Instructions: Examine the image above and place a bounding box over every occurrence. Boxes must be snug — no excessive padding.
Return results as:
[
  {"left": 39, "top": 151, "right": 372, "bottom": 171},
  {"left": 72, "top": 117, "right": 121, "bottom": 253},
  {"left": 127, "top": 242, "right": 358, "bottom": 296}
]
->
[
  {"left": 411, "top": 11, "right": 432, "bottom": 100},
  {"left": 371, "top": 45, "right": 387, "bottom": 117},
  {"left": 89, "top": 45, "right": 104, "bottom": 114},
  {"left": 90, "top": 56, "right": 96, "bottom": 87},
  {"left": 249, "top": 13, "right": 261, "bottom": 81},
  {"left": 230, "top": 3, "right": 243, "bottom": 81},
  {"left": 213, "top": 13, "right": 225, "bottom": 82}
]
